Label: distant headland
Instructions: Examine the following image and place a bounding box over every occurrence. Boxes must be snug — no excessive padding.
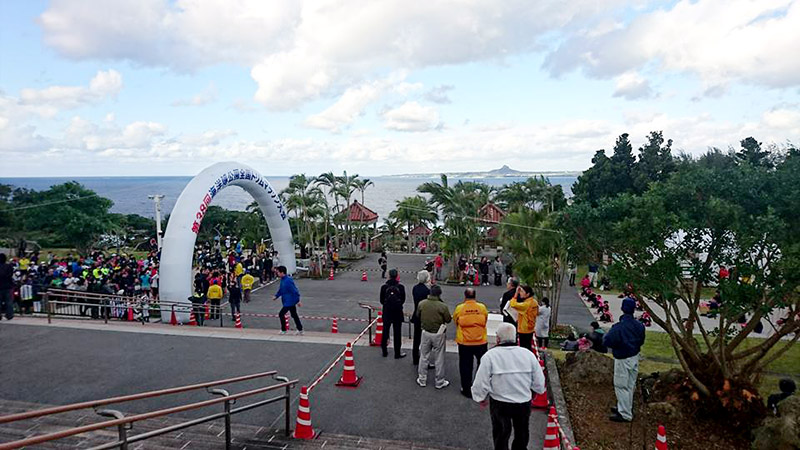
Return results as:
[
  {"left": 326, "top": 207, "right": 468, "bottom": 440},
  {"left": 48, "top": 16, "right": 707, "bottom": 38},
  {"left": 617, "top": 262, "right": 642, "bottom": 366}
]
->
[{"left": 384, "top": 165, "right": 581, "bottom": 179}]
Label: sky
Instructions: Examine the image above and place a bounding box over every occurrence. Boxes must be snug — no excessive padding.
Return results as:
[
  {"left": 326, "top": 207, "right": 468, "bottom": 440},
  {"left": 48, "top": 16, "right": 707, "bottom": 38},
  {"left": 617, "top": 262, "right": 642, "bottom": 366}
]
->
[{"left": 1, "top": 0, "right": 799, "bottom": 177}]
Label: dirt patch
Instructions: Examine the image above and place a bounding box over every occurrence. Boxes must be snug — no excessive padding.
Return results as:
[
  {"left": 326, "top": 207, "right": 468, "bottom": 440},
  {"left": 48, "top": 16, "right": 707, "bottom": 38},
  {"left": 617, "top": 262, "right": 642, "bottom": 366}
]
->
[{"left": 558, "top": 352, "right": 751, "bottom": 450}]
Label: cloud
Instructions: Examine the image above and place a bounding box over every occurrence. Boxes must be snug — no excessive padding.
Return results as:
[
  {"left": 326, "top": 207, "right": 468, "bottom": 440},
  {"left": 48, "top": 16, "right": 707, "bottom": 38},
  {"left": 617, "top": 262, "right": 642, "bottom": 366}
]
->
[
  {"left": 39, "top": 0, "right": 630, "bottom": 109},
  {"left": 544, "top": 0, "right": 800, "bottom": 92},
  {"left": 382, "top": 101, "right": 440, "bottom": 132},
  {"left": 171, "top": 82, "right": 218, "bottom": 106},
  {"left": 17, "top": 69, "right": 122, "bottom": 117},
  {"left": 612, "top": 72, "right": 653, "bottom": 100},
  {"left": 304, "top": 79, "right": 389, "bottom": 132},
  {"left": 425, "top": 85, "right": 454, "bottom": 104}
]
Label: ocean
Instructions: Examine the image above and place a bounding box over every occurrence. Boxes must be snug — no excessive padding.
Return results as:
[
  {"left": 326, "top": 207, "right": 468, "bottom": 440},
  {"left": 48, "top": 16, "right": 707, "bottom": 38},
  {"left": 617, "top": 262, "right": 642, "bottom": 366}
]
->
[{"left": 0, "top": 175, "right": 577, "bottom": 221}]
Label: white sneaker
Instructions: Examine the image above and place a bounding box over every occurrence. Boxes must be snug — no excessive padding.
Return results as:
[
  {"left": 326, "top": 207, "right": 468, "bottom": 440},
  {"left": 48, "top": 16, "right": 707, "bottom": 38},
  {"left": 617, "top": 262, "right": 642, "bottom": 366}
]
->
[
  {"left": 279, "top": 331, "right": 286, "bottom": 335},
  {"left": 435, "top": 380, "right": 450, "bottom": 389},
  {"left": 295, "top": 330, "right": 304, "bottom": 335},
  {"left": 416, "top": 378, "right": 426, "bottom": 388}
]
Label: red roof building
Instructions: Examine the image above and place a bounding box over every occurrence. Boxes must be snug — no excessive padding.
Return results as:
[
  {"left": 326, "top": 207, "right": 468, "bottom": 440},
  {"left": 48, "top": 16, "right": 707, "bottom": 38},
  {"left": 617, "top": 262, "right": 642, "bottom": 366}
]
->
[
  {"left": 409, "top": 224, "right": 432, "bottom": 236},
  {"left": 478, "top": 203, "right": 506, "bottom": 224},
  {"left": 346, "top": 200, "right": 379, "bottom": 224}
]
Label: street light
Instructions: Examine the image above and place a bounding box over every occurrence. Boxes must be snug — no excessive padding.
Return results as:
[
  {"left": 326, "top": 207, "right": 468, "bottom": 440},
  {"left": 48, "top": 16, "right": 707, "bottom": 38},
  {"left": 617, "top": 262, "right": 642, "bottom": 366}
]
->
[{"left": 148, "top": 195, "right": 165, "bottom": 250}]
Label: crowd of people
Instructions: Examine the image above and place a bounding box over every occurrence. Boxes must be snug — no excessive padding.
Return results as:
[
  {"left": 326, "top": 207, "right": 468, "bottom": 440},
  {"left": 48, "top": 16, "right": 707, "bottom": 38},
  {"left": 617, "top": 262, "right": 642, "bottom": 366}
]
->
[{"left": 378, "top": 268, "right": 547, "bottom": 450}]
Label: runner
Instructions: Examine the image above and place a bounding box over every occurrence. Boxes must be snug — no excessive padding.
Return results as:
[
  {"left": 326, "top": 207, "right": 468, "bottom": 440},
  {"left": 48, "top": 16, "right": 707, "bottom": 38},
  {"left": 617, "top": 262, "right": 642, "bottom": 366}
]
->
[{"left": 273, "top": 266, "right": 303, "bottom": 335}]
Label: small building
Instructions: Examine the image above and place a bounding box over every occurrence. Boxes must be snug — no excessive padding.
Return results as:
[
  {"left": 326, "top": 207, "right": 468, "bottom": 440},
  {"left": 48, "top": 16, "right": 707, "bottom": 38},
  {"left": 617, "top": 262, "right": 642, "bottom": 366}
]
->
[
  {"left": 344, "top": 200, "right": 379, "bottom": 252},
  {"left": 409, "top": 224, "right": 433, "bottom": 253},
  {"left": 478, "top": 203, "right": 506, "bottom": 247}
]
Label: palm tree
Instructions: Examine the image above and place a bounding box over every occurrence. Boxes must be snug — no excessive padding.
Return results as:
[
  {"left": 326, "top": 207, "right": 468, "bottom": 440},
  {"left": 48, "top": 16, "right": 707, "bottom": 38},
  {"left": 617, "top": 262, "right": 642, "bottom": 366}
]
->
[
  {"left": 389, "top": 195, "right": 438, "bottom": 252},
  {"left": 353, "top": 178, "right": 374, "bottom": 205},
  {"left": 281, "top": 174, "right": 326, "bottom": 259},
  {"left": 496, "top": 176, "right": 566, "bottom": 213}
]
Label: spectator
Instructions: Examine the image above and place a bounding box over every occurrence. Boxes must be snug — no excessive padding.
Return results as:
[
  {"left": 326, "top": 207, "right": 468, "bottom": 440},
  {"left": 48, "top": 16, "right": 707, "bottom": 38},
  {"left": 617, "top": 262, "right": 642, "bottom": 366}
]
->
[
  {"left": 1, "top": 253, "right": 16, "bottom": 320},
  {"left": 509, "top": 285, "right": 539, "bottom": 351},
  {"left": 603, "top": 297, "right": 646, "bottom": 423},
  {"left": 454, "top": 288, "right": 488, "bottom": 398},
  {"left": 587, "top": 321, "right": 607, "bottom": 353},
  {"left": 587, "top": 263, "right": 599, "bottom": 287},
  {"left": 767, "top": 379, "right": 796, "bottom": 415},
  {"left": 241, "top": 270, "right": 255, "bottom": 303},
  {"left": 471, "top": 323, "right": 546, "bottom": 450},
  {"left": 535, "top": 297, "right": 551, "bottom": 349},
  {"left": 492, "top": 257, "right": 503, "bottom": 286},
  {"left": 411, "top": 270, "right": 431, "bottom": 365},
  {"left": 379, "top": 268, "right": 407, "bottom": 359},
  {"left": 227, "top": 275, "right": 242, "bottom": 319},
  {"left": 479, "top": 257, "right": 490, "bottom": 286},
  {"left": 378, "top": 252, "right": 388, "bottom": 279},
  {"left": 415, "top": 284, "right": 452, "bottom": 389},
  {"left": 560, "top": 333, "right": 579, "bottom": 351},
  {"left": 434, "top": 253, "right": 444, "bottom": 281},
  {"left": 500, "top": 277, "right": 519, "bottom": 326},
  {"left": 273, "top": 266, "right": 303, "bottom": 335},
  {"left": 568, "top": 261, "right": 577, "bottom": 286},
  {"left": 207, "top": 280, "right": 223, "bottom": 320}
]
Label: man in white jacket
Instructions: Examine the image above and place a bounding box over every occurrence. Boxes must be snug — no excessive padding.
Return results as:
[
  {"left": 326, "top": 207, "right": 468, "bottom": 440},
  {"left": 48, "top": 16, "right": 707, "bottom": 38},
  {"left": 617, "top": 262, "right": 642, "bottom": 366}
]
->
[{"left": 471, "top": 323, "right": 546, "bottom": 450}]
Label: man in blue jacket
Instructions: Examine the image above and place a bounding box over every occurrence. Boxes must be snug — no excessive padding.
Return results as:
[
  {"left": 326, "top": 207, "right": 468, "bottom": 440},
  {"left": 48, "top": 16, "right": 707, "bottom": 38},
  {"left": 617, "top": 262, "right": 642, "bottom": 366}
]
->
[
  {"left": 273, "top": 266, "right": 303, "bottom": 335},
  {"left": 603, "top": 296, "right": 645, "bottom": 422}
]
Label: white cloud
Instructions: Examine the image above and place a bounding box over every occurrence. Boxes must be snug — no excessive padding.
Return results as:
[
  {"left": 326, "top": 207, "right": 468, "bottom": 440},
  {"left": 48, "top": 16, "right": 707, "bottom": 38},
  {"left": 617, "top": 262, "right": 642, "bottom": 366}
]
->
[
  {"left": 304, "top": 80, "right": 388, "bottom": 132},
  {"left": 382, "top": 102, "right": 441, "bottom": 132},
  {"left": 17, "top": 69, "right": 122, "bottom": 116},
  {"left": 612, "top": 72, "right": 653, "bottom": 100},
  {"left": 544, "top": 0, "right": 800, "bottom": 92},
  {"left": 171, "top": 82, "right": 218, "bottom": 106},
  {"left": 425, "top": 85, "right": 454, "bottom": 104},
  {"left": 39, "top": 0, "right": 630, "bottom": 109}
]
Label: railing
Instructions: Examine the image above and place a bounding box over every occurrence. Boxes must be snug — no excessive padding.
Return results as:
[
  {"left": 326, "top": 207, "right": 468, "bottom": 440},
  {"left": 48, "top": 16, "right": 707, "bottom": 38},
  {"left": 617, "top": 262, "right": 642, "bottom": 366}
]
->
[
  {"left": 0, "top": 371, "right": 298, "bottom": 450},
  {"left": 44, "top": 289, "right": 229, "bottom": 327}
]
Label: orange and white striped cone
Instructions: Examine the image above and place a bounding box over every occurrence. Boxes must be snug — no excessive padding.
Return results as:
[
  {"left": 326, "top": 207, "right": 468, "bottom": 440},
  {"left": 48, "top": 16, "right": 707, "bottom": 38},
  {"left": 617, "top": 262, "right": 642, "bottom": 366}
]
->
[
  {"left": 170, "top": 309, "right": 178, "bottom": 326},
  {"left": 543, "top": 407, "right": 561, "bottom": 450},
  {"left": 532, "top": 357, "right": 549, "bottom": 408},
  {"left": 336, "top": 342, "right": 363, "bottom": 387},
  {"left": 234, "top": 312, "right": 243, "bottom": 329},
  {"left": 361, "top": 271, "right": 368, "bottom": 281},
  {"left": 204, "top": 302, "right": 210, "bottom": 320},
  {"left": 371, "top": 311, "right": 383, "bottom": 346},
  {"left": 656, "top": 424, "right": 668, "bottom": 450},
  {"left": 331, "top": 317, "right": 338, "bottom": 333},
  {"left": 293, "top": 386, "right": 316, "bottom": 440},
  {"left": 284, "top": 314, "right": 290, "bottom": 331},
  {"left": 328, "top": 268, "right": 335, "bottom": 280},
  {"left": 188, "top": 312, "right": 197, "bottom": 326}
]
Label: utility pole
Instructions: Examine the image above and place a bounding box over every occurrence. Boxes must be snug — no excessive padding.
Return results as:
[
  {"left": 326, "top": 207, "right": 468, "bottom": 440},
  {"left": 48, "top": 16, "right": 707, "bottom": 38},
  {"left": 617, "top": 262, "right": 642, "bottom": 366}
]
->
[{"left": 148, "top": 195, "right": 165, "bottom": 249}]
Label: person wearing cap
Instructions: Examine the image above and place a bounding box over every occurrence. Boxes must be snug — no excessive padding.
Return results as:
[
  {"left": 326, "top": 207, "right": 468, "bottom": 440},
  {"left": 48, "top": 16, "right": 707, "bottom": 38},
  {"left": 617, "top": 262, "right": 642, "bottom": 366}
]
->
[
  {"left": 453, "top": 288, "right": 488, "bottom": 398},
  {"left": 603, "top": 296, "right": 646, "bottom": 422},
  {"left": 471, "top": 323, "right": 546, "bottom": 450}
]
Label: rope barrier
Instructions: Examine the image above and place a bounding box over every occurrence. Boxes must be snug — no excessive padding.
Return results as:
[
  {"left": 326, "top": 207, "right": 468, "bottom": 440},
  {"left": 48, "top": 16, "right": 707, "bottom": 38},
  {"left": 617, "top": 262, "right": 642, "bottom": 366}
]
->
[
  {"left": 237, "top": 311, "right": 369, "bottom": 322},
  {"left": 307, "top": 317, "right": 378, "bottom": 393}
]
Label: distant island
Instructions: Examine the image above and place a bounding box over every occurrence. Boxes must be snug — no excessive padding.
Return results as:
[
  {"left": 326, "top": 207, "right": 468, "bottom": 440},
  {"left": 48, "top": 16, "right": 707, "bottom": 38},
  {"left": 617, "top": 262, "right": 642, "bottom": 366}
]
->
[{"left": 385, "top": 165, "right": 581, "bottom": 179}]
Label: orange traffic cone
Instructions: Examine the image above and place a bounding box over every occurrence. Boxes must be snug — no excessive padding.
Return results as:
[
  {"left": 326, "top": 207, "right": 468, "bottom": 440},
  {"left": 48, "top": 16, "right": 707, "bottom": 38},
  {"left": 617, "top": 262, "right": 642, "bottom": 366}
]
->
[
  {"left": 543, "top": 407, "right": 561, "bottom": 450},
  {"left": 532, "top": 357, "right": 549, "bottom": 408},
  {"left": 204, "top": 302, "right": 210, "bottom": 319},
  {"left": 331, "top": 317, "right": 338, "bottom": 333},
  {"left": 361, "top": 271, "right": 368, "bottom": 281},
  {"left": 328, "top": 268, "right": 335, "bottom": 280},
  {"left": 293, "top": 386, "right": 316, "bottom": 440},
  {"left": 235, "top": 312, "right": 243, "bottom": 329},
  {"left": 371, "top": 311, "right": 383, "bottom": 346},
  {"left": 284, "top": 314, "right": 290, "bottom": 331},
  {"left": 170, "top": 309, "right": 178, "bottom": 326},
  {"left": 336, "top": 342, "right": 363, "bottom": 387},
  {"left": 127, "top": 304, "right": 134, "bottom": 321},
  {"left": 188, "top": 312, "right": 198, "bottom": 326},
  {"left": 656, "top": 424, "right": 668, "bottom": 450}
]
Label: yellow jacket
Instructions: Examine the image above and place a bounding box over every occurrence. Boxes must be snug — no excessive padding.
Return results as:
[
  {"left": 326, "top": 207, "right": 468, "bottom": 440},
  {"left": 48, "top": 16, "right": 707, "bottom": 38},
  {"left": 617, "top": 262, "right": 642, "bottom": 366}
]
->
[
  {"left": 454, "top": 299, "right": 488, "bottom": 345},
  {"left": 510, "top": 295, "right": 539, "bottom": 334},
  {"left": 234, "top": 263, "right": 244, "bottom": 277},
  {"left": 241, "top": 274, "right": 255, "bottom": 290},
  {"left": 207, "top": 284, "right": 223, "bottom": 300}
]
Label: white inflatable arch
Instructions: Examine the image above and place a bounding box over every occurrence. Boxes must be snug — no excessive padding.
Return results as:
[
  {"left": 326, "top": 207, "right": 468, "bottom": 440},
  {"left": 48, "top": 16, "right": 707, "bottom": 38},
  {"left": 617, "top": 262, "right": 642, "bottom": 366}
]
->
[{"left": 159, "top": 162, "right": 295, "bottom": 323}]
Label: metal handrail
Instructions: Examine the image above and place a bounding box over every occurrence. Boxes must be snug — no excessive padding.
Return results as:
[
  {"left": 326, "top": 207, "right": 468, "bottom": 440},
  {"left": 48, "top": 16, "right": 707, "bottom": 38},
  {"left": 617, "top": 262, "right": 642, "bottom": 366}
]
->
[{"left": 0, "top": 371, "right": 277, "bottom": 424}]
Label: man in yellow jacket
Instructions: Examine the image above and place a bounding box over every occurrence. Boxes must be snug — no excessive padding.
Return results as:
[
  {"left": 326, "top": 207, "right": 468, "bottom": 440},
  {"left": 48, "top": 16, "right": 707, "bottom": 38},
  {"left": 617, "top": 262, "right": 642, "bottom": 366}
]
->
[
  {"left": 454, "top": 288, "right": 489, "bottom": 398},
  {"left": 206, "top": 280, "right": 224, "bottom": 320},
  {"left": 509, "top": 285, "right": 539, "bottom": 351},
  {"left": 241, "top": 271, "right": 255, "bottom": 303}
]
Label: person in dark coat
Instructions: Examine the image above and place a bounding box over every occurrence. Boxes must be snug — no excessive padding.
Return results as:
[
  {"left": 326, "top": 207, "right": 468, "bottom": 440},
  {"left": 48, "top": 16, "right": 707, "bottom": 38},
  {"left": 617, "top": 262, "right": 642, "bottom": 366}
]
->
[
  {"left": 587, "top": 321, "right": 607, "bottom": 353},
  {"left": 411, "top": 270, "right": 431, "bottom": 365},
  {"left": 380, "top": 268, "right": 407, "bottom": 359},
  {"left": 500, "top": 277, "right": 519, "bottom": 325},
  {"left": 603, "top": 297, "right": 646, "bottom": 422}
]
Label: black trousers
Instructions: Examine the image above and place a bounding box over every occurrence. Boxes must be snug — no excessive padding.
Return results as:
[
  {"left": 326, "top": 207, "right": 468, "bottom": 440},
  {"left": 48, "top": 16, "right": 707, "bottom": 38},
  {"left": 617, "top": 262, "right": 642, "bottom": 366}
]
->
[
  {"left": 279, "top": 306, "right": 302, "bottom": 331},
  {"left": 518, "top": 332, "right": 533, "bottom": 351},
  {"left": 381, "top": 318, "right": 403, "bottom": 356},
  {"left": 230, "top": 300, "right": 241, "bottom": 317},
  {"left": 458, "top": 343, "right": 487, "bottom": 393},
  {"left": 412, "top": 322, "right": 422, "bottom": 364},
  {"left": 210, "top": 298, "right": 221, "bottom": 319},
  {"left": 569, "top": 273, "right": 576, "bottom": 286},
  {"left": 490, "top": 398, "right": 530, "bottom": 450}
]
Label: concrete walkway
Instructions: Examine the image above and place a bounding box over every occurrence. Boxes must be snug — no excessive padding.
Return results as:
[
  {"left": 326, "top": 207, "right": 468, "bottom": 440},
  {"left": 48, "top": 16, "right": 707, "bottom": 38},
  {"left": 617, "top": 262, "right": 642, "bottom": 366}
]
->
[{"left": 553, "top": 276, "right": 596, "bottom": 333}]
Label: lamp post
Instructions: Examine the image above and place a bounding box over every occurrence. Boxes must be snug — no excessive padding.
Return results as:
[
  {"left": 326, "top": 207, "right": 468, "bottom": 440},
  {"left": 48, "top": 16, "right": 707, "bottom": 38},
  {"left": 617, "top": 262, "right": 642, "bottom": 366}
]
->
[{"left": 148, "top": 195, "right": 165, "bottom": 250}]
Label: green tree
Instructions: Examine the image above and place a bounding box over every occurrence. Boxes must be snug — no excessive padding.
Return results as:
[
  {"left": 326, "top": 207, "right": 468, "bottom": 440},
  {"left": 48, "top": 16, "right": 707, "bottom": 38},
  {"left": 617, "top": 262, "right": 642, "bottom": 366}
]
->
[
  {"left": 632, "top": 131, "right": 675, "bottom": 193},
  {"left": 389, "top": 195, "right": 438, "bottom": 252},
  {"left": 496, "top": 176, "right": 567, "bottom": 213},
  {"left": 563, "top": 147, "right": 800, "bottom": 422},
  {"left": 736, "top": 136, "right": 773, "bottom": 168}
]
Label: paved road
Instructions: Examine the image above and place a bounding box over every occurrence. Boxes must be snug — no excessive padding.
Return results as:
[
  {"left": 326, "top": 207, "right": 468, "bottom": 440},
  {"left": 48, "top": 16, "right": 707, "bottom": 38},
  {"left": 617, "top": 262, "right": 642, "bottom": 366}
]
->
[{"left": 0, "top": 323, "right": 547, "bottom": 449}]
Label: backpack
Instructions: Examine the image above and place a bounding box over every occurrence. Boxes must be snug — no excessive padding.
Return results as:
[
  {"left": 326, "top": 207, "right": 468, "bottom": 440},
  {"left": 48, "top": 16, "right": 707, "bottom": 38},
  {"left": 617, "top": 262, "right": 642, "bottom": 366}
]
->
[{"left": 384, "top": 284, "right": 402, "bottom": 308}]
